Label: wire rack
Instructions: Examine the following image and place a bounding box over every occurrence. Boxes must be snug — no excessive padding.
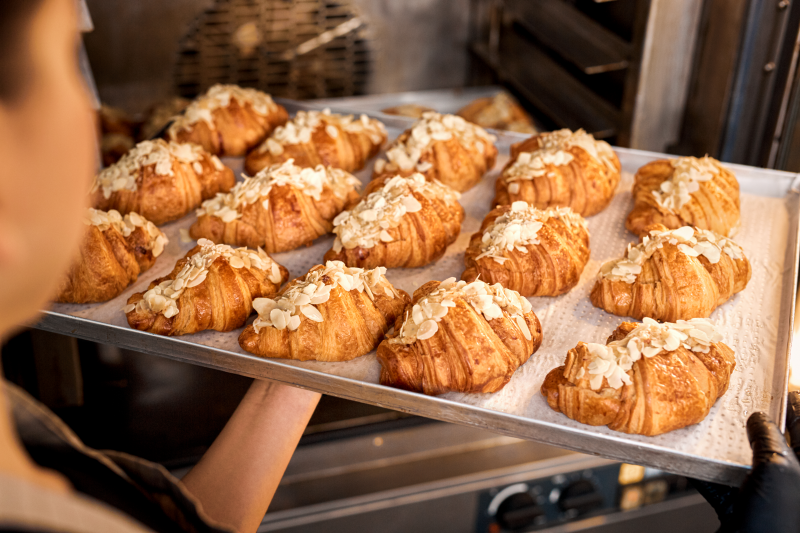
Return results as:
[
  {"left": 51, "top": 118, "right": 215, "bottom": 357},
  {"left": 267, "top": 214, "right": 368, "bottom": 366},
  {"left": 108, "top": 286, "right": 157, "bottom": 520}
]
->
[{"left": 174, "top": 0, "right": 372, "bottom": 100}]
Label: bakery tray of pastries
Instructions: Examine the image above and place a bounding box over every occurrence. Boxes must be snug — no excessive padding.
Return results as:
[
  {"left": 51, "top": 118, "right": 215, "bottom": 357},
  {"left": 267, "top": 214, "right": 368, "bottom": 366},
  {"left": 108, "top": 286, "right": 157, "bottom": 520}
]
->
[{"left": 38, "top": 92, "right": 800, "bottom": 485}]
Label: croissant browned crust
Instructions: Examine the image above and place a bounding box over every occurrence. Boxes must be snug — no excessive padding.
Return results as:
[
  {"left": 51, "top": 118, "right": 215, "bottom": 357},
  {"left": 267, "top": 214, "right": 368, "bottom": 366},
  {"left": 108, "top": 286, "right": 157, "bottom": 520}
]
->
[
  {"left": 541, "top": 318, "right": 736, "bottom": 436},
  {"left": 57, "top": 209, "right": 168, "bottom": 303},
  {"left": 323, "top": 174, "right": 464, "bottom": 269},
  {"left": 238, "top": 262, "right": 410, "bottom": 361},
  {"left": 244, "top": 110, "right": 387, "bottom": 175},
  {"left": 462, "top": 203, "right": 590, "bottom": 297},
  {"left": 377, "top": 278, "right": 543, "bottom": 395},
  {"left": 590, "top": 224, "right": 751, "bottom": 321},
  {"left": 456, "top": 92, "right": 537, "bottom": 134},
  {"left": 165, "top": 84, "right": 288, "bottom": 157},
  {"left": 626, "top": 156, "right": 740, "bottom": 237},
  {"left": 125, "top": 239, "right": 288, "bottom": 336},
  {"left": 493, "top": 129, "right": 620, "bottom": 217},
  {"left": 381, "top": 104, "right": 434, "bottom": 118},
  {"left": 371, "top": 112, "right": 497, "bottom": 193},
  {"left": 190, "top": 160, "right": 361, "bottom": 253},
  {"left": 91, "top": 139, "right": 235, "bottom": 226}
]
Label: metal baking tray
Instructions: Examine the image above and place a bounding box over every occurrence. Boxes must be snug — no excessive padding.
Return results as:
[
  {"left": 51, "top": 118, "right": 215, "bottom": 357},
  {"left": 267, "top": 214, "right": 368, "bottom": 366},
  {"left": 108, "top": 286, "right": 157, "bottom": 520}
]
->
[{"left": 35, "top": 96, "right": 800, "bottom": 485}]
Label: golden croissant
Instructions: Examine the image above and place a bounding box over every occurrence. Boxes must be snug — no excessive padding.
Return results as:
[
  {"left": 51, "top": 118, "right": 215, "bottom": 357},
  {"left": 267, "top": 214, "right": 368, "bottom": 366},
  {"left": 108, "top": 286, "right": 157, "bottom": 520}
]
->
[
  {"left": 190, "top": 160, "right": 361, "bottom": 253},
  {"left": 626, "top": 156, "right": 740, "bottom": 237},
  {"left": 323, "top": 174, "right": 464, "bottom": 269},
  {"left": 91, "top": 139, "right": 235, "bottom": 226},
  {"left": 493, "top": 129, "right": 620, "bottom": 217},
  {"left": 541, "top": 318, "right": 736, "bottom": 436},
  {"left": 238, "top": 261, "right": 410, "bottom": 361},
  {"left": 57, "top": 208, "right": 168, "bottom": 303},
  {"left": 377, "top": 278, "right": 543, "bottom": 395},
  {"left": 165, "top": 84, "right": 288, "bottom": 157},
  {"left": 244, "top": 109, "right": 387, "bottom": 175},
  {"left": 591, "top": 224, "right": 751, "bottom": 321},
  {"left": 462, "top": 202, "right": 589, "bottom": 297},
  {"left": 371, "top": 112, "right": 497, "bottom": 193},
  {"left": 456, "top": 92, "right": 537, "bottom": 134},
  {"left": 125, "top": 238, "right": 288, "bottom": 336}
]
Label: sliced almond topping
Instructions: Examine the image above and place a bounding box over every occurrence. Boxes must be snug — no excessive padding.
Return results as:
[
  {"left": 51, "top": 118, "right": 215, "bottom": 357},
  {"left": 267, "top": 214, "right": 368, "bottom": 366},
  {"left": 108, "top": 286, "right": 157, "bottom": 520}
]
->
[
  {"left": 251, "top": 261, "right": 397, "bottom": 333},
  {"left": 375, "top": 112, "right": 495, "bottom": 176},
  {"left": 583, "top": 317, "right": 723, "bottom": 391},
  {"left": 390, "top": 279, "right": 532, "bottom": 346}
]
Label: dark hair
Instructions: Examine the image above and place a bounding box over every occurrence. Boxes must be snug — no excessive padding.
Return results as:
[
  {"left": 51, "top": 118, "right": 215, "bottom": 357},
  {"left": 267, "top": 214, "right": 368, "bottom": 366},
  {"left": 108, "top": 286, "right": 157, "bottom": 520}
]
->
[{"left": 0, "top": 0, "right": 45, "bottom": 101}]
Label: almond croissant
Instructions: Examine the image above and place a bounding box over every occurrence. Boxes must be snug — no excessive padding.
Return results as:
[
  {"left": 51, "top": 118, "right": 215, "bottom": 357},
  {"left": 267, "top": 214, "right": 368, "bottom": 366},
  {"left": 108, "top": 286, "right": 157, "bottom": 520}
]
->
[
  {"left": 456, "top": 92, "right": 537, "bottom": 134},
  {"left": 377, "top": 278, "right": 543, "bottom": 395},
  {"left": 57, "top": 208, "right": 168, "bottom": 303},
  {"left": 91, "top": 139, "right": 235, "bottom": 226},
  {"left": 462, "top": 202, "right": 589, "bottom": 297},
  {"left": 494, "top": 129, "right": 620, "bottom": 217},
  {"left": 371, "top": 112, "right": 497, "bottom": 192},
  {"left": 244, "top": 109, "right": 387, "bottom": 175},
  {"left": 591, "top": 225, "right": 751, "bottom": 321},
  {"left": 541, "top": 318, "right": 736, "bottom": 436},
  {"left": 191, "top": 160, "right": 361, "bottom": 253},
  {"left": 125, "top": 238, "right": 288, "bottom": 336},
  {"left": 323, "top": 174, "right": 464, "bottom": 269},
  {"left": 238, "top": 261, "right": 409, "bottom": 361},
  {"left": 626, "top": 156, "right": 740, "bottom": 237},
  {"left": 165, "top": 84, "right": 288, "bottom": 157}
]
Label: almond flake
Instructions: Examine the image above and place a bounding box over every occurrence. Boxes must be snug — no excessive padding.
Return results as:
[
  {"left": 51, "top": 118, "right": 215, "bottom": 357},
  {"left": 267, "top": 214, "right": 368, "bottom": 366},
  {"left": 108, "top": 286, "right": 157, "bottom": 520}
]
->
[
  {"left": 375, "top": 112, "right": 495, "bottom": 176},
  {"left": 583, "top": 317, "right": 723, "bottom": 391},
  {"left": 389, "top": 279, "right": 532, "bottom": 346},
  {"left": 503, "top": 129, "right": 616, "bottom": 189},
  {"left": 251, "top": 261, "right": 399, "bottom": 333},
  {"left": 599, "top": 226, "right": 745, "bottom": 283},
  {"left": 331, "top": 174, "right": 459, "bottom": 252}
]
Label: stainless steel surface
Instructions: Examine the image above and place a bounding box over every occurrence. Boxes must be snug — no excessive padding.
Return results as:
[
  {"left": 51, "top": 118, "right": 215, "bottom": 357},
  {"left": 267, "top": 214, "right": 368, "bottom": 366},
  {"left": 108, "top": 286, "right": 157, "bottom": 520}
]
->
[
  {"left": 258, "top": 422, "right": 610, "bottom": 532},
  {"left": 35, "top": 96, "right": 800, "bottom": 485},
  {"left": 253, "top": 421, "right": 716, "bottom": 532}
]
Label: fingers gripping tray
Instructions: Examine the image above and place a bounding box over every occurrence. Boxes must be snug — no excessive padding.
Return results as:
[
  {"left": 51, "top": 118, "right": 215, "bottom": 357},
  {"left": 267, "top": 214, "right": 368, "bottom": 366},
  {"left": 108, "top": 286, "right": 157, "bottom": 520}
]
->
[{"left": 41, "top": 102, "right": 800, "bottom": 484}]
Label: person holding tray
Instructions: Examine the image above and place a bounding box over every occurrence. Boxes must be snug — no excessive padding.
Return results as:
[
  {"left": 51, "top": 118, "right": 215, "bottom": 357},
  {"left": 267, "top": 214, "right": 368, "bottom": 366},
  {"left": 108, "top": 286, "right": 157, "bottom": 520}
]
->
[
  {"left": 0, "top": 1, "right": 798, "bottom": 533},
  {"left": 0, "top": 3, "right": 321, "bottom": 533}
]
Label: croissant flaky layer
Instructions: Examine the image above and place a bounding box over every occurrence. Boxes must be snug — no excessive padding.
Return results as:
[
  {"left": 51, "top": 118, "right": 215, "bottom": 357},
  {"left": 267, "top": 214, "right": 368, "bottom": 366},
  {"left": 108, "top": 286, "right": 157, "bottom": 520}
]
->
[
  {"left": 462, "top": 204, "right": 590, "bottom": 297},
  {"left": 244, "top": 112, "right": 387, "bottom": 175},
  {"left": 92, "top": 140, "right": 236, "bottom": 226},
  {"left": 238, "top": 264, "right": 410, "bottom": 361},
  {"left": 192, "top": 184, "right": 359, "bottom": 253},
  {"left": 166, "top": 85, "right": 288, "bottom": 157},
  {"left": 324, "top": 175, "right": 464, "bottom": 269},
  {"left": 57, "top": 225, "right": 155, "bottom": 304},
  {"left": 590, "top": 225, "right": 751, "bottom": 321},
  {"left": 378, "top": 280, "right": 543, "bottom": 395},
  {"left": 541, "top": 321, "right": 736, "bottom": 436},
  {"left": 190, "top": 162, "right": 361, "bottom": 253},
  {"left": 125, "top": 244, "right": 288, "bottom": 336},
  {"left": 626, "top": 158, "right": 740, "bottom": 237},
  {"left": 493, "top": 131, "right": 621, "bottom": 217}
]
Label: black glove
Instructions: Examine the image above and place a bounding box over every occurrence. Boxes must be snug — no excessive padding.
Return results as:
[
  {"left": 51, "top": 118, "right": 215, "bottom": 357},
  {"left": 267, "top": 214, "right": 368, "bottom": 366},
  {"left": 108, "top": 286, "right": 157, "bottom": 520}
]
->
[{"left": 694, "top": 391, "right": 800, "bottom": 532}]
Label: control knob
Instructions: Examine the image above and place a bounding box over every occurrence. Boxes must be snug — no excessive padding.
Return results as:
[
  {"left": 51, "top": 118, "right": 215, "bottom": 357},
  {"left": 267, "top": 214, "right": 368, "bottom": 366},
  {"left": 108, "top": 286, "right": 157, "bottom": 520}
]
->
[
  {"left": 495, "top": 492, "right": 544, "bottom": 531},
  {"left": 557, "top": 479, "right": 604, "bottom": 516}
]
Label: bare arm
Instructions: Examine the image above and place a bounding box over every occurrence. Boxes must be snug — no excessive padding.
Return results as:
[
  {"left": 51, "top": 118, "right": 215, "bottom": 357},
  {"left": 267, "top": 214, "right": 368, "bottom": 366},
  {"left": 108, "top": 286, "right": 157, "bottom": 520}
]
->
[{"left": 181, "top": 380, "right": 321, "bottom": 533}]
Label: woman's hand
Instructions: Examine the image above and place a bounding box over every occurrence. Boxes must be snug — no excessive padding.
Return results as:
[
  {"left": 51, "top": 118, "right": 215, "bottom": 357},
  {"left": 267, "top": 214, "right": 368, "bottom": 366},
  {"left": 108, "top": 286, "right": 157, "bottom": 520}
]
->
[
  {"left": 181, "top": 379, "right": 321, "bottom": 533},
  {"left": 695, "top": 391, "right": 800, "bottom": 532}
]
